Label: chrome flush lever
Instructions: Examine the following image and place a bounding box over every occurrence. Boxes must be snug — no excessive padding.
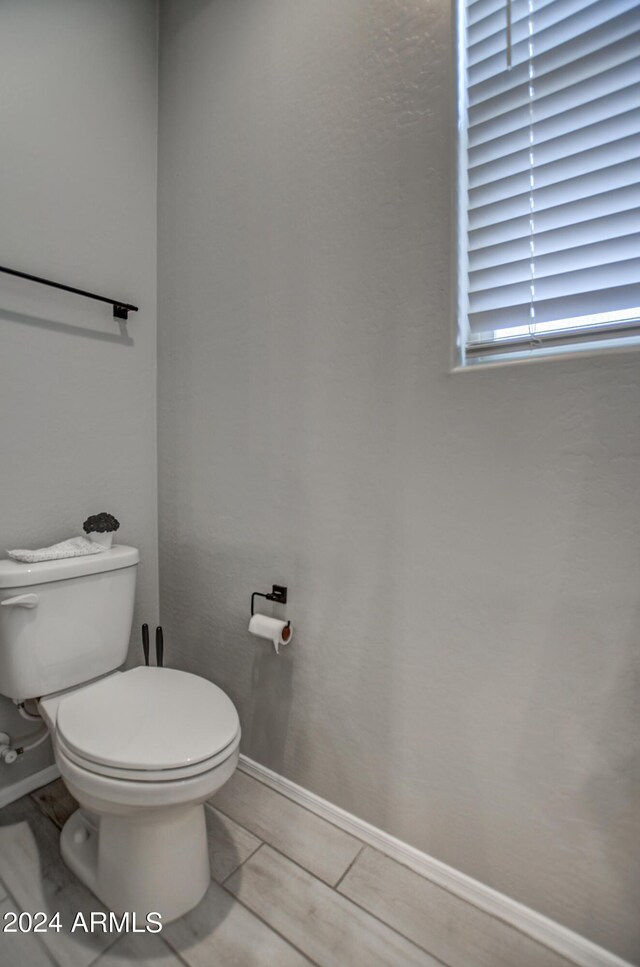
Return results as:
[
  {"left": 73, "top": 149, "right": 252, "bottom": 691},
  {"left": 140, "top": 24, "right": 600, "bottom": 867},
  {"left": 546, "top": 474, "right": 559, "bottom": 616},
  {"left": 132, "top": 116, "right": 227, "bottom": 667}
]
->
[{"left": 1, "top": 593, "right": 39, "bottom": 608}]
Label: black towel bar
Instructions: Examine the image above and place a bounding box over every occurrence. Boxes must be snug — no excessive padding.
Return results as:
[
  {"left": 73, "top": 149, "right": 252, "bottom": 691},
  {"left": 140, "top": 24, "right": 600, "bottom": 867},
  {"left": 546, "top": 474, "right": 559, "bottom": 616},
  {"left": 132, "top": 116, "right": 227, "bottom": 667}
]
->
[{"left": 0, "top": 264, "right": 138, "bottom": 320}]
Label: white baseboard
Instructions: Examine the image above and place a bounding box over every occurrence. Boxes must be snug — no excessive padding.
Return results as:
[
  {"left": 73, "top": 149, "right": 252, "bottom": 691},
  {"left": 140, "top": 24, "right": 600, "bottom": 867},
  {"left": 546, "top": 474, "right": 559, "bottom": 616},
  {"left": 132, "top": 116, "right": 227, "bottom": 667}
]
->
[
  {"left": 239, "top": 755, "right": 633, "bottom": 967},
  {"left": 0, "top": 763, "right": 60, "bottom": 809}
]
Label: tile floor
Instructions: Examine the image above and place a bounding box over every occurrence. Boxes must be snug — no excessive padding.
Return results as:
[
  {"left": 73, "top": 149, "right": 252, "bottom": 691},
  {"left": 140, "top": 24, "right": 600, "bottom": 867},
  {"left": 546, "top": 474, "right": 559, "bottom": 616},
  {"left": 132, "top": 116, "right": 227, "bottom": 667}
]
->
[{"left": 0, "top": 771, "right": 574, "bottom": 967}]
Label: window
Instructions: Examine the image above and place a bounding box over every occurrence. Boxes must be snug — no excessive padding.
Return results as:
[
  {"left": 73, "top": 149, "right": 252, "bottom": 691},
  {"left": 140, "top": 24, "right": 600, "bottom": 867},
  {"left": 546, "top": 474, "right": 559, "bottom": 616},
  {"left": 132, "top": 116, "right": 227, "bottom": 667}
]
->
[{"left": 456, "top": 0, "right": 640, "bottom": 365}]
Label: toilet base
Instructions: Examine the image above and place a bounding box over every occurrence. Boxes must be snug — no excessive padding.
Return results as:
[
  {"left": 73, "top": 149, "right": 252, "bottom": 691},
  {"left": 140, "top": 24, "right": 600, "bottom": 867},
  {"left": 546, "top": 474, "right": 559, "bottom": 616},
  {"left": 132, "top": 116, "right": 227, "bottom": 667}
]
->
[{"left": 61, "top": 804, "right": 210, "bottom": 923}]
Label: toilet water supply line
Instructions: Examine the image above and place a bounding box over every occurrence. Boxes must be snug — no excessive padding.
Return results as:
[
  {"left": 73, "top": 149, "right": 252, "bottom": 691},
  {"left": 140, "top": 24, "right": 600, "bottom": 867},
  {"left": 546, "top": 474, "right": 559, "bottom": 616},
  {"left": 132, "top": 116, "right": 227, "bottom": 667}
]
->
[
  {"left": 0, "top": 700, "right": 49, "bottom": 764},
  {"left": 17, "top": 698, "right": 41, "bottom": 721}
]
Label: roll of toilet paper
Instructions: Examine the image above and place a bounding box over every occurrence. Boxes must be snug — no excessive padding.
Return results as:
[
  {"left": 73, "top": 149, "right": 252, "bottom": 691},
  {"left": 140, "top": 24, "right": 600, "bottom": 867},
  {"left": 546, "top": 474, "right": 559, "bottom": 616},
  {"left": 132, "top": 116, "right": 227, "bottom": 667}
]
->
[{"left": 248, "top": 614, "right": 292, "bottom": 654}]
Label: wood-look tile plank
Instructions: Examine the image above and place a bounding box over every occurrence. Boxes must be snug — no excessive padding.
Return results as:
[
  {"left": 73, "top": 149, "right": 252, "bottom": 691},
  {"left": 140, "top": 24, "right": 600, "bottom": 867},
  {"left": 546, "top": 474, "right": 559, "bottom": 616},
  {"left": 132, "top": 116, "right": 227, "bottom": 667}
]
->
[
  {"left": 225, "top": 844, "right": 441, "bottom": 967},
  {"left": 0, "top": 896, "right": 57, "bottom": 967},
  {"left": 204, "top": 804, "right": 261, "bottom": 883},
  {"left": 339, "top": 847, "right": 573, "bottom": 967},
  {"left": 30, "top": 779, "right": 78, "bottom": 830},
  {"left": 0, "top": 797, "right": 116, "bottom": 967},
  {"left": 92, "top": 932, "right": 183, "bottom": 966},
  {"left": 210, "top": 770, "right": 361, "bottom": 885},
  {"left": 163, "top": 878, "right": 312, "bottom": 967}
]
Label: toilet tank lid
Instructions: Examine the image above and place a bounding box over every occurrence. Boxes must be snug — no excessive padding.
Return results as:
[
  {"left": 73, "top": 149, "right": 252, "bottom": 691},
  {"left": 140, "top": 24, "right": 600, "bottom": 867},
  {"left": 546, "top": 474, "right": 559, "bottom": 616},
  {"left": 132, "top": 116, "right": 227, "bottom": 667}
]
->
[{"left": 0, "top": 545, "right": 139, "bottom": 588}]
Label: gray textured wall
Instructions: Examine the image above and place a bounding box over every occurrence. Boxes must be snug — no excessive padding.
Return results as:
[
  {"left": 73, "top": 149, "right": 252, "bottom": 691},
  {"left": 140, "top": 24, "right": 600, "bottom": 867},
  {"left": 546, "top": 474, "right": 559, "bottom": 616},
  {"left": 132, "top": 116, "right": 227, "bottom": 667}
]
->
[
  {"left": 0, "top": 0, "right": 159, "bottom": 790},
  {"left": 157, "top": 1, "right": 640, "bottom": 959}
]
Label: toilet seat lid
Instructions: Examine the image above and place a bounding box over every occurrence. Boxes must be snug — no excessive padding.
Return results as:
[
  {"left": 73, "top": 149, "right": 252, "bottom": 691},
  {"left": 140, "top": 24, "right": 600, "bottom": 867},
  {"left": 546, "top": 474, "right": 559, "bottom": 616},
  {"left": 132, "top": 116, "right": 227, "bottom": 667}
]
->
[{"left": 56, "top": 667, "right": 240, "bottom": 772}]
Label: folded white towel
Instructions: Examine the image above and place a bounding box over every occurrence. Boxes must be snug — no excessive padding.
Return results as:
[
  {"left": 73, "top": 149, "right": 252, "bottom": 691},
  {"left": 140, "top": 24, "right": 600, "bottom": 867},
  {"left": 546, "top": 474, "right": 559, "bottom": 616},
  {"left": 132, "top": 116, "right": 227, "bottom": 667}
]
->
[{"left": 8, "top": 536, "right": 106, "bottom": 564}]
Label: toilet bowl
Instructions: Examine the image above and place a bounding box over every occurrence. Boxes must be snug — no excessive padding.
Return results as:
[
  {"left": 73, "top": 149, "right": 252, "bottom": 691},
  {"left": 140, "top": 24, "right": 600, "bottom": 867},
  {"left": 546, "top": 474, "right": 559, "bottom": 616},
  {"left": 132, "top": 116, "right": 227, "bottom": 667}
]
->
[
  {"left": 39, "top": 666, "right": 241, "bottom": 922},
  {"left": 0, "top": 545, "right": 241, "bottom": 921}
]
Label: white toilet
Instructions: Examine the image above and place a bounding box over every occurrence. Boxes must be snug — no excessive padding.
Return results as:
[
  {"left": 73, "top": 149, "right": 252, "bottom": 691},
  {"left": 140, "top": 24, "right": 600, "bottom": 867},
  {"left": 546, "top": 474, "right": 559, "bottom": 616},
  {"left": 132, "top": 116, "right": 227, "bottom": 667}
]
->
[{"left": 0, "top": 546, "right": 240, "bottom": 922}]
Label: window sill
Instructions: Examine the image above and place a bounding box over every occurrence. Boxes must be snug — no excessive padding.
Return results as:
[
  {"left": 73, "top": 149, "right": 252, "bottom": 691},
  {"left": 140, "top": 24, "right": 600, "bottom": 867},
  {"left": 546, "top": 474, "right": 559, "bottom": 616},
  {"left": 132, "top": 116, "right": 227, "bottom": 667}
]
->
[{"left": 451, "top": 334, "right": 640, "bottom": 373}]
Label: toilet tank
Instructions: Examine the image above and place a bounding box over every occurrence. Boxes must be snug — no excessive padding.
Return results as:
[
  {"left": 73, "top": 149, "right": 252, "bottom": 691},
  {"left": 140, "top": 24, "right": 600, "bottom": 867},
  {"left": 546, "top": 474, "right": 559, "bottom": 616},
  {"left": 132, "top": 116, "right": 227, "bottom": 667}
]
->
[{"left": 0, "top": 546, "right": 139, "bottom": 701}]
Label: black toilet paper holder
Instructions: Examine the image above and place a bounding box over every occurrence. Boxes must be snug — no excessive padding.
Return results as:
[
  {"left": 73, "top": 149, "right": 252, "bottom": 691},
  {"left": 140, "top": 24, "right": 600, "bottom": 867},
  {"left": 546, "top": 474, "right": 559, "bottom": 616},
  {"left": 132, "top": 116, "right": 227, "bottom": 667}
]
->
[{"left": 251, "top": 585, "right": 289, "bottom": 626}]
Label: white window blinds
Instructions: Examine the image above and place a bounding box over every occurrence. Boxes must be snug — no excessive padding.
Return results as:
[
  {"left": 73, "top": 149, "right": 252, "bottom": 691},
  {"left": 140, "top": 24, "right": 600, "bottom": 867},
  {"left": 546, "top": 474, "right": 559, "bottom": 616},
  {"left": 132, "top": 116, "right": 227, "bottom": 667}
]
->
[{"left": 458, "top": 0, "right": 640, "bottom": 362}]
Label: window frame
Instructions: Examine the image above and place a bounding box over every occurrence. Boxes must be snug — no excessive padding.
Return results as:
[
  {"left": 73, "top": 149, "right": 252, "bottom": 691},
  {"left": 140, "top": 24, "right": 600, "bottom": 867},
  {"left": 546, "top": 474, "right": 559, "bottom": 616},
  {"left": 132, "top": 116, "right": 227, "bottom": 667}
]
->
[{"left": 453, "top": 0, "right": 640, "bottom": 370}]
